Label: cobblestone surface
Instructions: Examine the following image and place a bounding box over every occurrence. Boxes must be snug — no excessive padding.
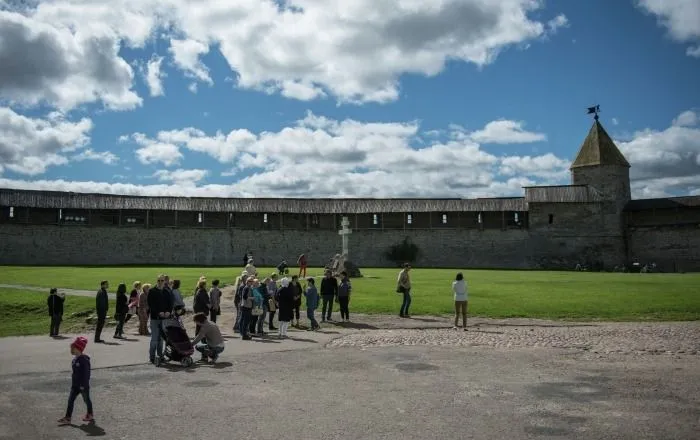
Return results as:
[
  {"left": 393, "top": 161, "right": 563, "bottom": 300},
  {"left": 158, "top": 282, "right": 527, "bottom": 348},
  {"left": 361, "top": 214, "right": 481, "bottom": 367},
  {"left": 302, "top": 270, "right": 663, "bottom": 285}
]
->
[{"left": 326, "top": 321, "right": 700, "bottom": 356}]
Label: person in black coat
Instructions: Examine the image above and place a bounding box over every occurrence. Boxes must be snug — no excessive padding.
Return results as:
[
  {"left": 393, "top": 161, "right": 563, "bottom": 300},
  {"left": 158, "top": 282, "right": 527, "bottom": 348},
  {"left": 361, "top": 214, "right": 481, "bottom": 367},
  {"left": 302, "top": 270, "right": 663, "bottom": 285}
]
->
[
  {"left": 276, "top": 278, "right": 295, "bottom": 338},
  {"left": 193, "top": 280, "right": 211, "bottom": 337},
  {"left": 47, "top": 288, "right": 65, "bottom": 337},
  {"left": 113, "top": 283, "right": 129, "bottom": 339},
  {"left": 94, "top": 281, "right": 109, "bottom": 343},
  {"left": 290, "top": 275, "right": 303, "bottom": 327},
  {"left": 320, "top": 270, "right": 338, "bottom": 321}
]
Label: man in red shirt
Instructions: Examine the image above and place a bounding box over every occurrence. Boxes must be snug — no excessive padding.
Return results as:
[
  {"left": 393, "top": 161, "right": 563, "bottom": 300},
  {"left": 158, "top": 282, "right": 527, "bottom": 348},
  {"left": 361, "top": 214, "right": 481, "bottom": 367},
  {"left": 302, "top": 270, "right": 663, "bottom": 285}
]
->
[{"left": 297, "top": 253, "right": 308, "bottom": 277}]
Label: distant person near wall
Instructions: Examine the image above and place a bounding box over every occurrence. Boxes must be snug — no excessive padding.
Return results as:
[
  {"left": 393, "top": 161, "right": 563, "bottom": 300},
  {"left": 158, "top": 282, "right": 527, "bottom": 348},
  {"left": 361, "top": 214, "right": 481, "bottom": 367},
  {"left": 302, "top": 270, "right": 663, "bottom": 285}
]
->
[
  {"left": 452, "top": 272, "right": 468, "bottom": 330},
  {"left": 397, "top": 263, "right": 412, "bottom": 318}
]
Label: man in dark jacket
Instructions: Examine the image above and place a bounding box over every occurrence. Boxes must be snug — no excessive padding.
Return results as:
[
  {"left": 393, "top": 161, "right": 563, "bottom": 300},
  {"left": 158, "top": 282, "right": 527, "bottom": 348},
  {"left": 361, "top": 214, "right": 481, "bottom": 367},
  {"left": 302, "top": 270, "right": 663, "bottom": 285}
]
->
[
  {"left": 48, "top": 288, "right": 65, "bottom": 337},
  {"left": 320, "top": 270, "right": 338, "bottom": 322},
  {"left": 94, "top": 281, "right": 109, "bottom": 343},
  {"left": 147, "top": 275, "right": 174, "bottom": 364}
]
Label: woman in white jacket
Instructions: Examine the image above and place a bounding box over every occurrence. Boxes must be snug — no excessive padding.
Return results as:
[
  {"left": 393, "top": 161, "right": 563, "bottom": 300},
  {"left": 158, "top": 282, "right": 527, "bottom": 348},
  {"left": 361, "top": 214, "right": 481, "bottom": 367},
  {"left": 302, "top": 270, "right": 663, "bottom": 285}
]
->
[{"left": 452, "top": 272, "right": 468, "bottom": 330}]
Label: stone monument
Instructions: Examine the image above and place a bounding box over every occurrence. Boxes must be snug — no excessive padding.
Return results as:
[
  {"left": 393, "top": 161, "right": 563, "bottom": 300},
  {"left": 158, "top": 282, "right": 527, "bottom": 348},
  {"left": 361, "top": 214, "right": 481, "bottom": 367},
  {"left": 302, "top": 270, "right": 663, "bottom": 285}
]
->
[{"left": 334, "top": 216, "right": 362, "bottom": 277}]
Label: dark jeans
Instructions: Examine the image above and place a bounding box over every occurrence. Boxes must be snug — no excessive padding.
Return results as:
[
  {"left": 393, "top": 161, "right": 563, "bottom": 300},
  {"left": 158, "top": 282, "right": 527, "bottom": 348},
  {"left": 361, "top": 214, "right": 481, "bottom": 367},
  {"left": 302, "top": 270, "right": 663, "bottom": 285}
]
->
[
  {"left": 210, "top": 309, "right": 218, "bottom": 323},
  {"left": 114, "top": 313, "right": 126, "bottom": 337},
  {"left": 338, "top": 296, "right": 350, "bottom": 320},
  {"left": 50, "top": 314, "right": 62, "bottom": 336},
  {"left": 234, "top": 304, "right": 241, "bottom": 332},
  {"left": 94, "top": 315, "right": 106, "bottom": 341},
  {"left": 249, "top": 315, "right": 259, "bottom": 333},
  {"left": 307, "top": 308, "right": 318, "bottom": 329},
  {"left": 321, "top": 295, "right": 334, "bottom": 320},
  {"left": 293, "top": 303, "right": 300, "bottom": 322},
  {"left": 239, "top": 307, "right": 252, "bottom": 338},
  {"left": 65, "top": 386, "right": 93, "bottom": 418},
  {"left": 400, "top": 290, "right": 412, "bottom": 316}
]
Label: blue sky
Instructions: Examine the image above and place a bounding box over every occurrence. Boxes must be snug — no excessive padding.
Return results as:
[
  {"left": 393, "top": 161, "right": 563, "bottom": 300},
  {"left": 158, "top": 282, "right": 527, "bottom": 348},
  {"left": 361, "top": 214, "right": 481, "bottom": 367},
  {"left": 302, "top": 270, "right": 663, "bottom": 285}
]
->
[{"left": 1, "top": 0, "right": 699, "bottom": 199}]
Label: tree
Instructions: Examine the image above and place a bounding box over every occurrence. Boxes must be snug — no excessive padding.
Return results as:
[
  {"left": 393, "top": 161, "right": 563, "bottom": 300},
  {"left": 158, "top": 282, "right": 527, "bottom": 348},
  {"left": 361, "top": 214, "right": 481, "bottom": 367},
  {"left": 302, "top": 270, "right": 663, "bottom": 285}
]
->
[{"left": 384, "top": 237, "right": 420, "bottom": 266}]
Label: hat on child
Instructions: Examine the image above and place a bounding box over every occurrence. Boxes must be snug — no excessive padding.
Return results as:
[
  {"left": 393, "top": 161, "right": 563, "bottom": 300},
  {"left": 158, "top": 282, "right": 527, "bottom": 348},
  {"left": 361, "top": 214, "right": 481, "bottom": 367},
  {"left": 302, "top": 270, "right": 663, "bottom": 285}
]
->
[{"left": 71, "top": 336, "right": 88, "bottom": 353}]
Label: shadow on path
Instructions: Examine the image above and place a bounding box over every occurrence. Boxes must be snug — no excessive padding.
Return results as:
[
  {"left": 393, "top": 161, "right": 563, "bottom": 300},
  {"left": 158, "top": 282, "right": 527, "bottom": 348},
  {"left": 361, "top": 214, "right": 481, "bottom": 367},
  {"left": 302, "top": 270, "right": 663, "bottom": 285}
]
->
[{"left": 72, "top": 421, "right": 106, "bottom": 436}]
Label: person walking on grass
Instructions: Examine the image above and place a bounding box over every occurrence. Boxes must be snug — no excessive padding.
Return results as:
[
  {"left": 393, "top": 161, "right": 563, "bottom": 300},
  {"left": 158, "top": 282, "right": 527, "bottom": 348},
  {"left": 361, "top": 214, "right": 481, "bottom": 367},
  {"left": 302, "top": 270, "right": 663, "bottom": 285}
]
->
[
  {"left": 304, "top": 277, "right": 320, "bottom": 330},
  {"left": 397, "top": 263, "right": 412, "bottom": 318},
  {"left": 94, "top": 281, "right": 109, "bottom": 343},
  {"left": 57, "top": 337, "right": 94, "bottom": 425},
  {"left": 297, "top": 253, "right": 308, "bottom": 278},
  {"left": 337, "top": 271, "right": 352, "bottom": 322},
  {"left": 113, "top": 283, "right": 129, "bottom": 339},
  {"left": 452, "top": 272, "right": 468, "bottom": 330},
  {"left": 48, "top": 288, "right": 65, "bottom": 337},
  {"left": 320, "top": 270, "right": 338, "bottom": 322}
]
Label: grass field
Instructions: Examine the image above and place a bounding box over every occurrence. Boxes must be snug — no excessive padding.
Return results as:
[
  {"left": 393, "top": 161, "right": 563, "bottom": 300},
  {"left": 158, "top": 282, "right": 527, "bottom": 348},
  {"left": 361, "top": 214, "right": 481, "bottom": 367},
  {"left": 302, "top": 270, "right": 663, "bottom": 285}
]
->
[
  {"left": 0, "top": 288, "right": 96, "bottom": 337},
  {"left": 1, "top": 266, "right": 699, "bottom": 322}
]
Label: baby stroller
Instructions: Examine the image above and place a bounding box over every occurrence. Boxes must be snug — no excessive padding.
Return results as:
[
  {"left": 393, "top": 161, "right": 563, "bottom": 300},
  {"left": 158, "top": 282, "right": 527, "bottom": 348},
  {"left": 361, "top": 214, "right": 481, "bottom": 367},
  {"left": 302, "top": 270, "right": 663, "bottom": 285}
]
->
[{"left": 156, "top": 317, "right": 195, "bottom": 367}]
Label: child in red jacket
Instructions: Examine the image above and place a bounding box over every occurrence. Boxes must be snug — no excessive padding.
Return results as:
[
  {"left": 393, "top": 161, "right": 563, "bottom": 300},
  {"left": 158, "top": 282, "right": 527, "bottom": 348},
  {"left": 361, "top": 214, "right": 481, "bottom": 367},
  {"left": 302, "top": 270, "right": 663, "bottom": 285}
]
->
[{"left": 58, "top": 337, "right": 94, "bottom": 425}]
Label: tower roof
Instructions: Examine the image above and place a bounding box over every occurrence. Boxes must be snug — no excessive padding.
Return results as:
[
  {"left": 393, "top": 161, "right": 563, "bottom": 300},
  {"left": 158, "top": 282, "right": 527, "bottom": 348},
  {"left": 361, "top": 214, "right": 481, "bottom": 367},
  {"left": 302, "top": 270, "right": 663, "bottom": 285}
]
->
[{"left": 570, "top": 119, "right": 630, "bottom": 169}]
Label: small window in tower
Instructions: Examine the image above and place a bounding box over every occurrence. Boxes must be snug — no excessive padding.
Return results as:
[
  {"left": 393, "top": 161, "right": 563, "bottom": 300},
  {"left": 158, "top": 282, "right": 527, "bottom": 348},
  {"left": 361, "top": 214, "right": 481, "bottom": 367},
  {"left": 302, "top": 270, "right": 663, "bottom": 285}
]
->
[
  {"left": 263, "top": 213, "right": 268, "bottom": 223},
  {"left": 514, "top": 212, "right": 519, "bottom": 223},
  {"left": 197, "top": 212, "right": 203, "bottom": 224},
  {"left": 9, "top": 206, "right": 14, "bottom": 218},
  {"left": 548, "top": 214, "right": 554, "bottom": 224},
  {"left": 311, "top": 214, "right": 319, "bottom": 225},
  {"left": 442, "top": 213, "right": 448, "bottom": 224},
  {"left": 372, "top": 214, "right": 378, "bottom": 225},
  {"left": 407, "top": 214, "right": 412, "bottom": 225},
  {"left": 477, "top": 212, "right": 482, "bottom": 224},
  {"left": 58, "top": 209, "right": 63, "bottom": 220}
]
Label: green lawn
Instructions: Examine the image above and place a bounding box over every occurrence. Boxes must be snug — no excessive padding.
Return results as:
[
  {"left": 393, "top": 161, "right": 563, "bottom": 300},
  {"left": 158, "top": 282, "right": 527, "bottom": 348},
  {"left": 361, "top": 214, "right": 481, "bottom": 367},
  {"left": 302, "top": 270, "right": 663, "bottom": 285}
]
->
[
  {"left": 0, "top": 288, "right": 96, "bottom": 337},
  {"left": 1, "top": 266, "right": 699, "bottom": 322}
]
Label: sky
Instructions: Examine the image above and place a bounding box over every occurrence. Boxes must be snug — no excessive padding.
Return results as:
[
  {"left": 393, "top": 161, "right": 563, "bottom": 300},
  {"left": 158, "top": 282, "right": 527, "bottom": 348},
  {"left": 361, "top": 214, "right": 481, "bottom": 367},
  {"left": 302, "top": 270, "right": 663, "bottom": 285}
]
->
[{"left": 0, "top": 0, "right": 699, "bottom": 200}]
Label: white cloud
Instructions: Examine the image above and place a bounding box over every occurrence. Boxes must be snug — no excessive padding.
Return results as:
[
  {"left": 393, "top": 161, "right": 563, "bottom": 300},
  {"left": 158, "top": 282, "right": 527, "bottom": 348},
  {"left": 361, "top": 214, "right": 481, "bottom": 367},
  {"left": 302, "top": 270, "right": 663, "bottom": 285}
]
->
[
  {"left": 153, "top": 168, "right": 208, "bottom": 185},
  {"left": 169, "top": 38, "right": 213, "bottom": 85},
  {"left": 122, "top": 133, "right": 184, "bottom": 166},
  {"left": 144, "top": 55, "right": 165, "bottom": 97},
  {"left": 617, "top": 110, "right": 700, "bottom": 197},
  {"left": 0, "top": 8, "right": 142, "bottom": 111},
  {"left": 72, "top": 149, "right": 119, "bottom": 165},
  {"left": 546, "top": 14, "right": 569, "bottom": 34},
  {"left": 637, "top": 0, "right": 700, "bottom": 56},
  {"left": 2, "top": 0, "right": 566, "bottom": 107},
  {"left": 5, "top": 112, "right": 565, "bottom": 198},
  {"left": 0, "top": 107, "right": 92, "bottom": 175},
  {"left": 464, "top": 120, "right": 547, "bottom": 144},
  {"left": 612, "top": 117, "right": 619, "bottom": 125}
]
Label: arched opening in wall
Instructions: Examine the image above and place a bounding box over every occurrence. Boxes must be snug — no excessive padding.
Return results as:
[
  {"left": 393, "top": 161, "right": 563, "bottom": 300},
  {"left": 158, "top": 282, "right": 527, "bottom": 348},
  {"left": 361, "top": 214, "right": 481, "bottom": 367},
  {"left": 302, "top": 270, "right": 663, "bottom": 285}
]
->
[
  {"left": 406, "top": 213, "right": 412, "bottom": 225},
  {"left": 442, "top": 213, "right": 448, "bottom": 224},
  {"left": 477, "top": 212, "right": 482, "bottom": 224},
  {"left": 9, "top": 206, "right": 14, "bottom": 218},
  {"left": 372, "top": 213, "right": 379, "bottom": 225},
  {"left": 197, "top": 212, "right": 203, "bottom": 224},
  {"left": 263, "top": 213, "right": 268, "bottom": 223}
]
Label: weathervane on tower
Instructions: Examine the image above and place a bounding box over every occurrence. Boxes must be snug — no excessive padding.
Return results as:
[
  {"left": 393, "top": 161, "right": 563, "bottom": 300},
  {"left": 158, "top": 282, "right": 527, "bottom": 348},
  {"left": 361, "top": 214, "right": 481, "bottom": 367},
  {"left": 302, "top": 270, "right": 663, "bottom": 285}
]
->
[{"left": 587, "top": 105, "right": 601, "bottom": 121}]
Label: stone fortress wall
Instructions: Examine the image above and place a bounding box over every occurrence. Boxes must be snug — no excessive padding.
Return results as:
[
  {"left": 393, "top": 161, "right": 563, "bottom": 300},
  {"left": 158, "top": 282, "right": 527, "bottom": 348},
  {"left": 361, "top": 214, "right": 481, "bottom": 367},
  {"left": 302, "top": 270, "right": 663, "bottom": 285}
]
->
[{"left": 1, "top": 117, "right": 699, "bottom": 271}]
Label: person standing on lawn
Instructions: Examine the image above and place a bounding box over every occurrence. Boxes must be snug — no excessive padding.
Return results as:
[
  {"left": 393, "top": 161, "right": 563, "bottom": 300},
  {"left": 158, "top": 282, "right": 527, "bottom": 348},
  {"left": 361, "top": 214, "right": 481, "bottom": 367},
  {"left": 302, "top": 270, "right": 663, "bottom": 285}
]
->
[
  {"left": 94, "top": 281, "right": 109, "bottom": 343},
  {"left": 337, "top": 271, "right": 352, "bottom": 322},
  {"left": 320, "top": 269, "right": 338, "bottom": 322},
  {"left": 397, "top": 263, "right": 412, "bottom": 318},
  {"left": 48, "top": 288, "right": 65, "bottom": 337},
  {"left": 57, "top": 337, "right": 94, "bottom": 425},
  {"left": 297, "top": 253, "right": 308, "bottom": 278},
  {"left": 452, "top": 272, "right": 468, "bottom": 330}
]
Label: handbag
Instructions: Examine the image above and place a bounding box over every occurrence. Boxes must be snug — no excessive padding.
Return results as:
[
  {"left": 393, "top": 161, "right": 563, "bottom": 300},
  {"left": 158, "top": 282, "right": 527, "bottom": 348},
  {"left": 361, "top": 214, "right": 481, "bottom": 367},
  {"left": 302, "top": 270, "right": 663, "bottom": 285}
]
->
[
  {"left": 252, "top": 306, "right": 263, "bottom": 316},
  {"left": 268, "top": 298, "right": 277, "bottom": 312},
  {"left": 128, "top": 306, "right": 137, "bottom": 314}
]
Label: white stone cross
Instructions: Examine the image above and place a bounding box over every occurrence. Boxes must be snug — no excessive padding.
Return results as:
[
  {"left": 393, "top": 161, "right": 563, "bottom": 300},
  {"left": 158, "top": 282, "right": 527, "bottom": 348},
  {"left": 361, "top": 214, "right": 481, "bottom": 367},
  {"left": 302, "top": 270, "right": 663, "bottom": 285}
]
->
[{"left": 338, "top": 216, "right": 352, "bottom": 258}]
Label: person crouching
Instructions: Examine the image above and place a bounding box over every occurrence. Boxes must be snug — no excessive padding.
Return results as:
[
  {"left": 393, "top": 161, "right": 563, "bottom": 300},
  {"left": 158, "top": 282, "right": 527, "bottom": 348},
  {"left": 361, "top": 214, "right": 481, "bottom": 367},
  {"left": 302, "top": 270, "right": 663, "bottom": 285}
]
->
[{"left": 191, "top": 313, "right": 225, "bottom": 364}]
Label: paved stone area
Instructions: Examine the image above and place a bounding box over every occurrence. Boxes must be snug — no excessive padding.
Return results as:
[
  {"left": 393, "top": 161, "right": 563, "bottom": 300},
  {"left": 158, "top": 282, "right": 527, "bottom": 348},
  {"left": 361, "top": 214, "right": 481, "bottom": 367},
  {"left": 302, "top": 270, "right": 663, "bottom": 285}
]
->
[{"left": 1, "top": 283, "right": 698, "bottom": 439}]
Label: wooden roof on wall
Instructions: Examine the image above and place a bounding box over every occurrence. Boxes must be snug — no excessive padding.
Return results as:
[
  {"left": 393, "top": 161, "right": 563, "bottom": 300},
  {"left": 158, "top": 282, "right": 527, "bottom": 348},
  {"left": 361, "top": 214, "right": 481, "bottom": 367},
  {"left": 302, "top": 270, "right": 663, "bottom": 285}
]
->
[
  {"left": 0, "top": 188, "right": 527, "bottom": 213},
  {"left": 625, "top": 196, "right": 700, "bottom": 211}
]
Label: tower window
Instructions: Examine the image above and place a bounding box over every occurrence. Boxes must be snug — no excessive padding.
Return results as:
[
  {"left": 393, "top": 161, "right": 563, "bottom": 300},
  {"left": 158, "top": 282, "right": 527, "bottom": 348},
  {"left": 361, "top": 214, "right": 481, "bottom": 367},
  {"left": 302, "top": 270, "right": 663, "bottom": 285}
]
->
[
  {"left": 548, "top": 214, "right": 554, "bottom": 224},
  {"left": 311, "top": 214, "right": 319, "bottom": 225},
  {"left": 372, "top": 214, "right": 378, "bottom": 225},
  {"left": 442, "top": 213, "right": 448, "bottom": 224},
  {"left": 477, "top": 212, "right": 482, "bottom": 224},
  {"left": 514, "top": 212, "right": 519, "bottom": 223},
  {"left": 263, "top": 213, "right": 268, "bottom": 223},
  {"left": 197, "top": 212, "right": 203, "bottom": 224},
  {"left": 406, "top": 214, "right": 412, "bottom": 225},
  {"left": 9, "top": 206, "right": 14, "bottom": 218},
  {"left": 58, "top": 209, "right": 63, "bottom": 220}
]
